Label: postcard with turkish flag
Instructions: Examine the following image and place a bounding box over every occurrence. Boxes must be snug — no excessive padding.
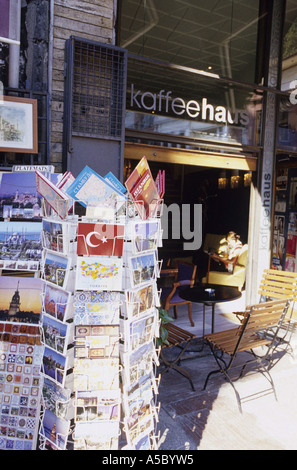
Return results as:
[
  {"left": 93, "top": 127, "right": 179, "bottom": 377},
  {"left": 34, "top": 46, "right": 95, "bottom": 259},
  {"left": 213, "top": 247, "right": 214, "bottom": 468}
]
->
[{"left": 77, "top": 222, "right": 125, "bottom": 257}]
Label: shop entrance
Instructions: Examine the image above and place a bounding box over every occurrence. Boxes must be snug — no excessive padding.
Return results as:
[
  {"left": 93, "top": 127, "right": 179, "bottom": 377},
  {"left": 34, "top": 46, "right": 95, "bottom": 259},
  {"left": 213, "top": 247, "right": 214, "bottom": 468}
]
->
[{"left": 124, "top": 145, "right": 255, "bottom": 277}]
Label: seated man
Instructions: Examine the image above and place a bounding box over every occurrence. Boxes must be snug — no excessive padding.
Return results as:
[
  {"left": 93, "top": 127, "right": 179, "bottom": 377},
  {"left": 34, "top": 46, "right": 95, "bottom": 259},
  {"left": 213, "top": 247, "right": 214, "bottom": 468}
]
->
[{"left": 209, "top": 231, "right": 243, "bottom": 273}]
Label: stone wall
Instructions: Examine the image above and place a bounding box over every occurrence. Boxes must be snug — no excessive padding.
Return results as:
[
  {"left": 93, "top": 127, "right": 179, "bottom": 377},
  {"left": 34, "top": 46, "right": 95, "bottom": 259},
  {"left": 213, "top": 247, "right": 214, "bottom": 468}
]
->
[{"left": 51, "top": 0, "right": 115, "bottom": 172}]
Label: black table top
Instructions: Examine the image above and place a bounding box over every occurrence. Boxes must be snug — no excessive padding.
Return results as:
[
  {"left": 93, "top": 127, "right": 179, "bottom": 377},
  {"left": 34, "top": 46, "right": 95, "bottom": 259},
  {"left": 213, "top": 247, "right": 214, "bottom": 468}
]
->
[{"left": 179, "top": 284, "right": 242, "bottom": 304}]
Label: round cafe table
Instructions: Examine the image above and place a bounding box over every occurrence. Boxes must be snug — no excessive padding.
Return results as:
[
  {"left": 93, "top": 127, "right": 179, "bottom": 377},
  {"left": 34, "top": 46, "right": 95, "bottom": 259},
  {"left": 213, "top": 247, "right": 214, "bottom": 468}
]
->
[{"left": 179, "top": 284, "right": 242, "bottom": 335}]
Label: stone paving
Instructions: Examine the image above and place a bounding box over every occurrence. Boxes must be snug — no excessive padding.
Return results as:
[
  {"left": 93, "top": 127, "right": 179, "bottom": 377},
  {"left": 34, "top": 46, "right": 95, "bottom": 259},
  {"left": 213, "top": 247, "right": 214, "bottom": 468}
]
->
[{"left": 156, "top": 302, "right": 297, "bottom": 450}]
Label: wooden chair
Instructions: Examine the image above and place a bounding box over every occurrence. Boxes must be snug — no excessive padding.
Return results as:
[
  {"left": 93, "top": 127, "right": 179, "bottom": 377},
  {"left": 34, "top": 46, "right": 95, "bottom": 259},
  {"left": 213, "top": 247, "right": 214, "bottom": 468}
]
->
[
  {"left": 160, "top": 262, "right": 197, "bottom": 327},
  {"left": 160, "top": 323, "right": 197, "bottom": 390},
  {"left": 235, "top": 269, "right": 297, "bottom": 346},
  {"left": 202, "top": 244, "right": 248, "bottom": 291},
  {"left": 203, "top": 299, "right": 290, "bottom": 412}
]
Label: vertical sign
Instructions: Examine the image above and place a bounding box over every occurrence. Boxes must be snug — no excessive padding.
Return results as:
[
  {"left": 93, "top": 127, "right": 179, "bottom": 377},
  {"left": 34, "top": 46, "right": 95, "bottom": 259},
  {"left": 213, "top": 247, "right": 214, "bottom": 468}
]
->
[{"left": 255, "top": 0, "right": 285, "bottom": 297}]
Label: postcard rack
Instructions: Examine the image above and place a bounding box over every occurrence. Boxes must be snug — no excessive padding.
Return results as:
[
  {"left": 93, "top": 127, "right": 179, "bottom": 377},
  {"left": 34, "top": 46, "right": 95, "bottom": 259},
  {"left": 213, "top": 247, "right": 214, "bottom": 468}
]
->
[{"left": 0, "top": 163, "right": 164, "bottom": 450}]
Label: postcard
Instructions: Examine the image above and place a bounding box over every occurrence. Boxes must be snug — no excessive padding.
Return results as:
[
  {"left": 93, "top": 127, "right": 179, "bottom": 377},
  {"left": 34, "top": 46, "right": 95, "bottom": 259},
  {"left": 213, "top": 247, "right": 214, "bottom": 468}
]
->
[
  {"left": 77, "top": 222, "right": 124, "bottom": 257},
  {"left": 122, "top": 375, "right": 154, "bottom": 419},
  {"left": 42, "top": 377, "right": 71, "bottom": 420},
  {"left": 43, "top": 250, "right": 70, "bottom": 290},
  {"left": 73, "top": 421, "right": 119, "bottom": 450},
  {"left": 124, "top": 410, "right": 154, "bottom": 449},
  {"left": 128, "top": 251, "right": 157, "bottom": 288},
  {"left": 42, "top": 283, "right": 71, "bottom": 322},
  {"left": 39, "top": 408, "right": 70, "bottom": 450},
  {"left": 130, "top": 219, "right": 162, "bottom": 253},
  {"left": 74, "top": 325, "right": 119, "bottom": 359},
  {"left": 42, "top": 218, "right": 68, "bottom": 253},
  {"left": 121, "top": 342, "right": 157, "bottom": 388},
  {"left": 0, "top": 171, "right": 43, "bottom": 220},
  {"left": 0, "top": 276, "right": 43, "bottom": 324},
  {"left": 42, "top": 346, "right": 68, "bottom": 387},
  {"left": 42, "top": 314, "right": 71, "bottom": 356},
  {"left": 155, "top": 169, "right": 165, "bottom": 199},
  {"left": 120, "top": 310, "right": 158, "bottom": 353},
  {"left": 35, "top": 170, "right": 72, "bottom": 219},
  {"left": 73, "top": 357, "right": 119, "bottom": 391},
  {"left": 75, "top": 256, "right": 122, "bottom": 291},
  {"left": 124, "top": 283, "right": 156, "bottom": 319},
  {"left": 0, "top": 220, "right": 42, "bottom": 268},
  {"left": 65, "top": 165, "right": 126, "bottom": 213},
  {"left": 134, "top": 433, "right": 152, "bottom": 450},
  {"left": 130, "top": 169, "right": 160, "bottom": 220},
  {"left": 75, "top": 389, "right": 121, "bottom": 422},
  {"left": 73, "top": 290, "right": 120, "bottom": 325},
  {"left": 125, "top": 157, "right": 160, "bottom": 220},
  {"left": 104, "top": 171, "right": 127, "bottom": 195}
]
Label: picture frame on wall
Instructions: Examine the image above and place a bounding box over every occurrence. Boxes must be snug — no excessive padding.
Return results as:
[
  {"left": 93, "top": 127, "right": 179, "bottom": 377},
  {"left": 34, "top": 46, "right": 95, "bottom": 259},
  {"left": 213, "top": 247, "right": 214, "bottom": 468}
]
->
[{"left": 0, "top": 96, "right": 38, "bottom": 153}]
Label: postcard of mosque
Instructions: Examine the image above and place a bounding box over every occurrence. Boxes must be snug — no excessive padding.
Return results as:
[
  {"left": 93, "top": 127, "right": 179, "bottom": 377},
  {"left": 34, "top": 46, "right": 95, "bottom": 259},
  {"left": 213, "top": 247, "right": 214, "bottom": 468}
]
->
[
  {"left": 0, "top": 276, "right": 43, "bottom": 324},
  {"left": 0, "top": 220, "right": 42, "bottom": 268},
  {"left": 0, "top": 171, "right": 43, "bottom": 220},
  {"left": 42, "top": 282, "right": 72, "bottom": 322}
]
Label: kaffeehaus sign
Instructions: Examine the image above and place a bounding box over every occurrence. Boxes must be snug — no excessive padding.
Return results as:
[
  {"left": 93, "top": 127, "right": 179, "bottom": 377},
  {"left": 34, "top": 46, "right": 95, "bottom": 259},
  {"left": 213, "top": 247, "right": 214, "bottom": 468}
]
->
[{"left": 128, "top": 83, "right": 250, "bottom": 126}]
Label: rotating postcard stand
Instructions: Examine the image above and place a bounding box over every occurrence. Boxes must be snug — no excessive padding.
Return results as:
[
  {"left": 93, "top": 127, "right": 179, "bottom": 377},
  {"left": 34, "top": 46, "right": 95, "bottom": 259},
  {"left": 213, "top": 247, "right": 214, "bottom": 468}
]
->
[{"left": 34, "top": 162, "right": 164, "bottom": 450}]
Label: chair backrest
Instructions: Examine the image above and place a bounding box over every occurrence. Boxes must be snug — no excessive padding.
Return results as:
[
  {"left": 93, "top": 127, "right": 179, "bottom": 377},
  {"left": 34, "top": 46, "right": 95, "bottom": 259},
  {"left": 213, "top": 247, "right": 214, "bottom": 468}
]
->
[
  {"left": 258, "top": 269, "right": 297, "bottom": 302},
  {"left": 176, "top": 262, "right": 197, "bottom": 286},
  {"left": 239, "top": 298, "right": 290, "bottom": 336}
]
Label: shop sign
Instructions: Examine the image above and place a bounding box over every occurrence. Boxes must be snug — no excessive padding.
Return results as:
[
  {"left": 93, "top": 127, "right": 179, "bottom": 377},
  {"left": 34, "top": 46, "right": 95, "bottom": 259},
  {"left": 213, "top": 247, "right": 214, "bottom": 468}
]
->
[
  {"left": 12, "top": 165, "right": 55, "bottom": 172},
  {"left": 129, "top": 83, "right": 250, "bottom": 126}
]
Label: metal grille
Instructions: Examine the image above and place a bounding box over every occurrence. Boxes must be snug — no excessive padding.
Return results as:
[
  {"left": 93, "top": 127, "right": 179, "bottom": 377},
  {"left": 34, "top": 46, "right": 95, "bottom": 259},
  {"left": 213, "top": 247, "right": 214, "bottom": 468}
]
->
[{"left": 72, "top": 39, "right": 127, "bottom": 139}]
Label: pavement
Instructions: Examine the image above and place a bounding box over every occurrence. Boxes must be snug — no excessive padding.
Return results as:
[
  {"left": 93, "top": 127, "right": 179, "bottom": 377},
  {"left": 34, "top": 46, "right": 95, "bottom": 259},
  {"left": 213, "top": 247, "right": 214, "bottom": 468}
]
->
[{"left": 155, "top": 299, "right": 297, "bottom": 451}]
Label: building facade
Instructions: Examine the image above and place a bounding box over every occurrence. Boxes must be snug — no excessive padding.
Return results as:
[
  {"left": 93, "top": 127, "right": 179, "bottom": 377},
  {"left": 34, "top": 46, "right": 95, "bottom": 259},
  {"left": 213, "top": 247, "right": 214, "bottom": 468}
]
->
[{"left": 1, "top": 0, "right": 297, "bottom": 303}]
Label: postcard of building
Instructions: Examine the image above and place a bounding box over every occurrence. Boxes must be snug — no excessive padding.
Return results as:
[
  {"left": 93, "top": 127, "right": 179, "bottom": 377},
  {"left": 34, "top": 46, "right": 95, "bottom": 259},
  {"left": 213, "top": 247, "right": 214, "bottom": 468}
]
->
[
  {"left": 0, "top": 220, "right": 42, "bottom": 269},
  {"left": 42, "top": 346, "right": 68, "bottom": 387},
  {"left": 73, "top": 290, "right": 120, "bottom": 325},
  {"left": 120, "top": 310, "right": 158, "bottom": 353},
  {"left": 124, "top": 408, "right": 154, "bottom": 449},
  {"left": 42, "top": 282, "right": 72, "bottom": 322},
  {"left": 42, "top": 218, "right": 69, "bottom": 253},
  {"left": 130, "top": 219, "right": 162, "bottom": 253},
  {"left": 122, "top": 374, "right": 154, "bottom": 419},
  {"left": 42, "top": 314, "right": 72, "bottom": 356},
  {"left": 39, "top": 408, "right": 70, "bottom": 450},
  {"left": 43, "top": 250, "right": 70, "bottom": 290},
  {"left": 75, "top": 389, "right": 121, "bottom": 423},
  {"left": 123, "top": 282, "right": 156, "bottom": 320},
  {"left": 128, "top": 251, "right": 157, "bottom": 288},
  {"left": 77, "top": 222, "right": 125, "bottom": 257},
  {"left": 0, "top": 276, "right": 43, "bottom": 324},
  {"left": 75, "top": 256, "right": 123, "bottom": 291},
  {"left": 42, "top": 377, "right": 71, "bottom": 421},
  {"left": 120, "top": 342, "right": 157, "bottom": 388},
  {"left": 0, "top": 171, "right": 43, "bottom": 220}
]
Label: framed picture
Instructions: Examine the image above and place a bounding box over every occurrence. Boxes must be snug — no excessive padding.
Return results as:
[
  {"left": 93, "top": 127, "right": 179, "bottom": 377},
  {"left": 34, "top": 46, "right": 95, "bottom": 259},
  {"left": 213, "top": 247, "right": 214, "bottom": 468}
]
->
[{"left": 0, "top": 96, "right": 38, "bottom": 153}]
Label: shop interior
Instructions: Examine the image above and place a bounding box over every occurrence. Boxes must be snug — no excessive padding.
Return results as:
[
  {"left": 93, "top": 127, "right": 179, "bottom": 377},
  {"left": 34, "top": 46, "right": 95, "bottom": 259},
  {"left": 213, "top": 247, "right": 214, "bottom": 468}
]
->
[{"left": 124, "top": 158, "right": 251, "bottom": 270}]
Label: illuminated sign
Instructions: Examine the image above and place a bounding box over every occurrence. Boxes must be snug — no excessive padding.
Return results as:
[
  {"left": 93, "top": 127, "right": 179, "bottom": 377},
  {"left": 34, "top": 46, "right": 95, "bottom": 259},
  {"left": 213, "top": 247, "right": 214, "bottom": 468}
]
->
[{"left": 129, "top": 84, "right": 250, "bottom": 125}]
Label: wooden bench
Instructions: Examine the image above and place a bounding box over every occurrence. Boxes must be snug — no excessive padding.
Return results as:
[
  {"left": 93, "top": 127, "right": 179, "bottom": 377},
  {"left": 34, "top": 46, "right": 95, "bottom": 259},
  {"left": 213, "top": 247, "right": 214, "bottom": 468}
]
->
[
  {"left": 160, "top": 323, "right": 196, "bottom": 390},
  {"left": 203, "top": 298, "right": 290, "bottom": 412}
]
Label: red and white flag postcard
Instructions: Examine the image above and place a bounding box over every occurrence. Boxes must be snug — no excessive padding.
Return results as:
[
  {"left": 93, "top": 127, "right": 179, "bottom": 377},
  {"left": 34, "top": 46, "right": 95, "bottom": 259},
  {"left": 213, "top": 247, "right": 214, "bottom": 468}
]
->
[{"left": 77, "top": 222, "right": 125, "bottom": 257}]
